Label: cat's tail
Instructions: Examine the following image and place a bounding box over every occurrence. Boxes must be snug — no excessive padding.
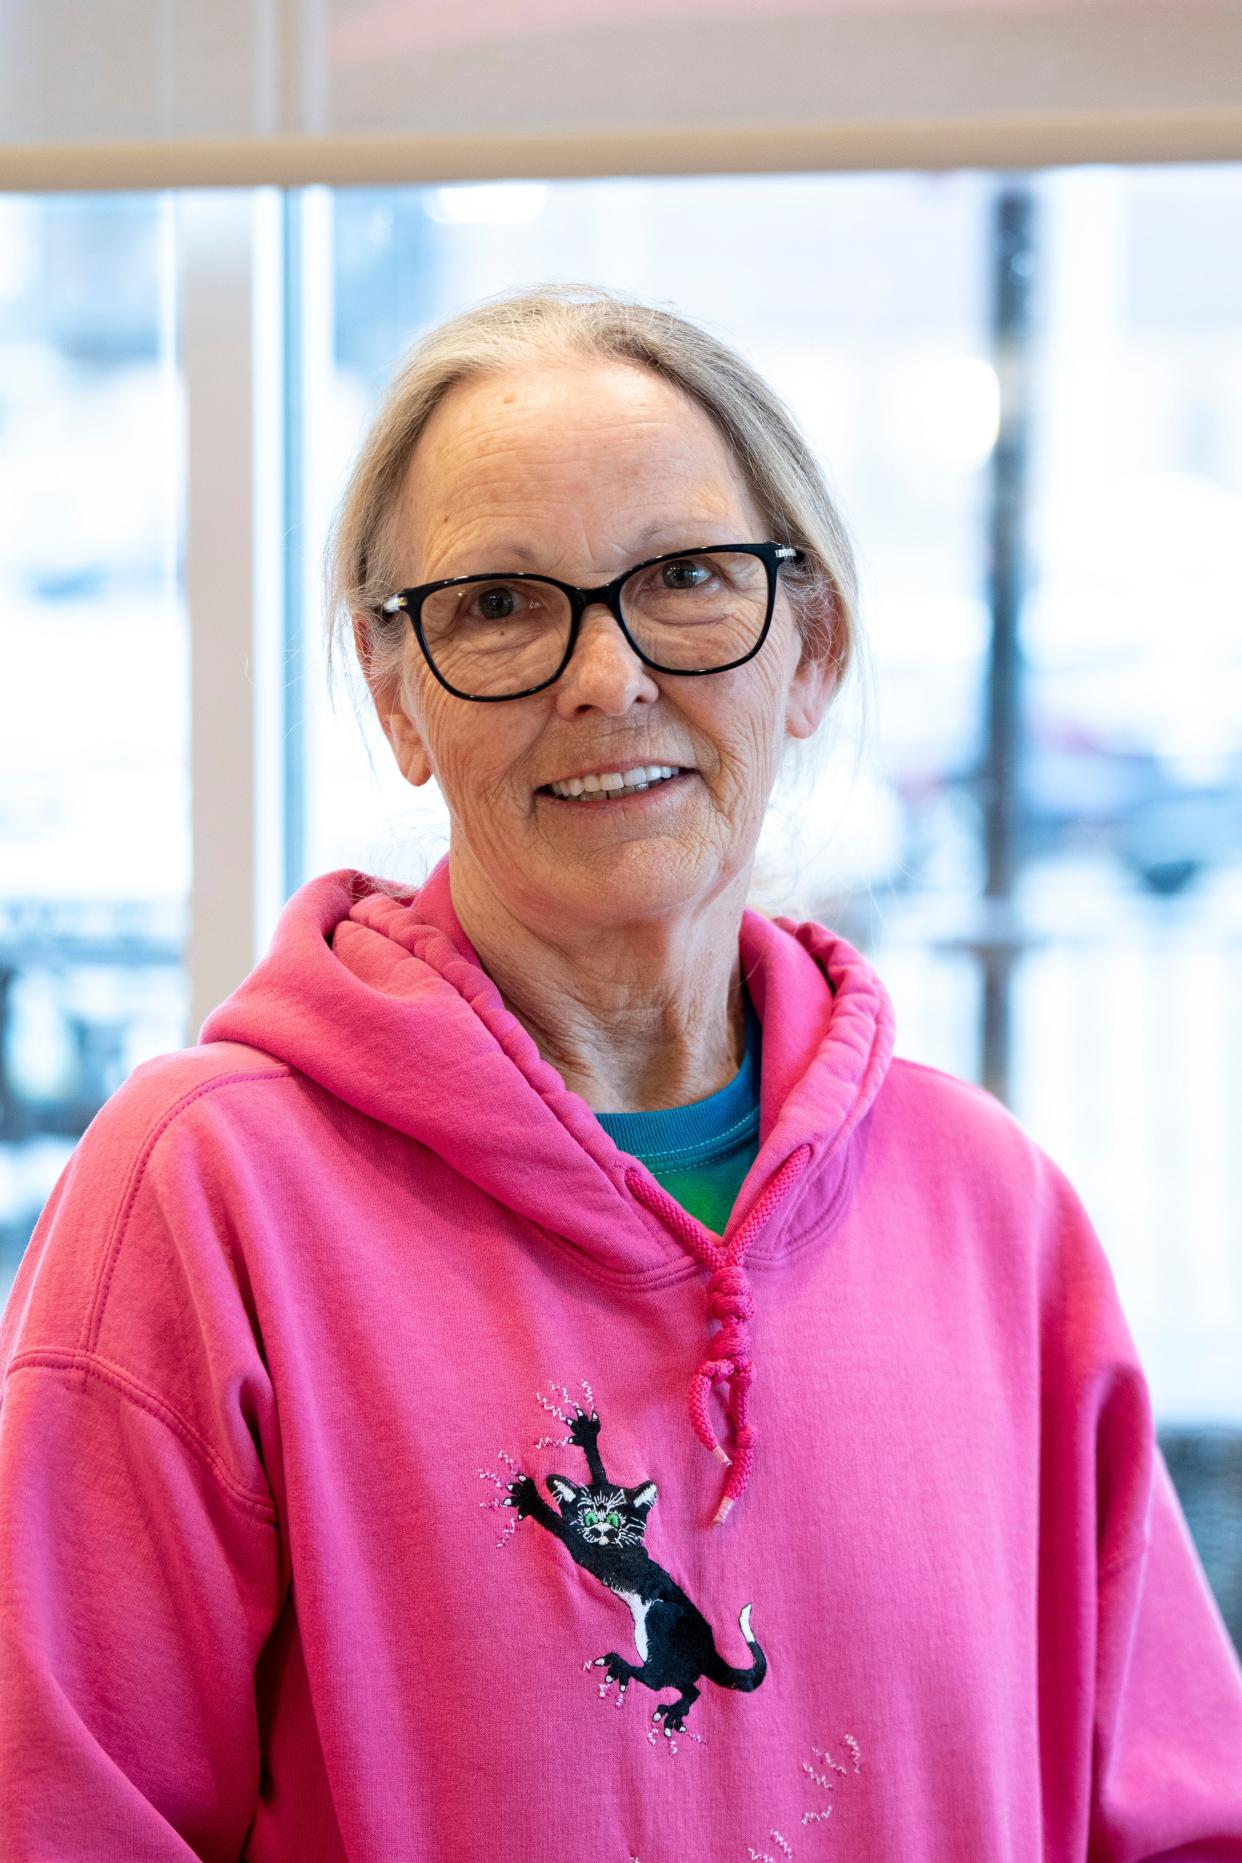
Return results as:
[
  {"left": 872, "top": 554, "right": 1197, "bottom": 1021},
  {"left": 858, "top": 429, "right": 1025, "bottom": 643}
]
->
[{"left": 706, "top": 1602, "right": 768, "bottom": 1692}]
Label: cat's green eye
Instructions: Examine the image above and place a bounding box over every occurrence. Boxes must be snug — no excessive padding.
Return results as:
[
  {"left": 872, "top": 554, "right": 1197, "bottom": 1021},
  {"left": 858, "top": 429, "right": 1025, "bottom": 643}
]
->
[
  {"left": 607, "top": 1512, "right": 620, "bottom": 1527},
  {"left": 583, "top": 1510, "right": 596, "bottom": 1525}
]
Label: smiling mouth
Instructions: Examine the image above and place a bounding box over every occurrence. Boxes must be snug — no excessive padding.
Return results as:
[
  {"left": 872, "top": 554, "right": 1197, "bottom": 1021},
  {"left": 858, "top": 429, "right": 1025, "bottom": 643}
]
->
[{"left": 539, "top": 764, "right": 688, "bottom": 802}]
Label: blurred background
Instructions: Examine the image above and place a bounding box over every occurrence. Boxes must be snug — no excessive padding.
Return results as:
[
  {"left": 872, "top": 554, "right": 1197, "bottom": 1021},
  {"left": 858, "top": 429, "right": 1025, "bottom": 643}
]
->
[{"left": 0, "top": 5, "right": 1239, "bottom": 1649}]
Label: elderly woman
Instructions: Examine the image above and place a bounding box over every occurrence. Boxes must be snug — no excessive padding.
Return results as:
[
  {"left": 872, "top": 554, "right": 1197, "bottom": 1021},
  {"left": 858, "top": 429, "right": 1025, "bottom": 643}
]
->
[{"left": 2, "top": 284, "right": 1240, "bottom": 1863}]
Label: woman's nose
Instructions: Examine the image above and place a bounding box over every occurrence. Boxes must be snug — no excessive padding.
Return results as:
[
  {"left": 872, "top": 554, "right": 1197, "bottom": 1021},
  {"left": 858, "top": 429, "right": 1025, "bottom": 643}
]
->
[{"left": 553, "top": 601, "right": 660, "bottom": 716}]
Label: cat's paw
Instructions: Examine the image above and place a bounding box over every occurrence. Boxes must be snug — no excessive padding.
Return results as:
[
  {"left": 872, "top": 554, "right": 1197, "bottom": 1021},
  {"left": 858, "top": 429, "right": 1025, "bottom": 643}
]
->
[
  {"left": 504, "top": 1474, "right": 540, "bottom": 1518},
  {"left": 596, "top": 1651, "right": 632, "bottom": 1685},
  {"left": 653, "top": 1700, "right": 688, "bottom": 1735},
  {"left": 568, "top": 1405, "right": 602, "bottom": 1448}
]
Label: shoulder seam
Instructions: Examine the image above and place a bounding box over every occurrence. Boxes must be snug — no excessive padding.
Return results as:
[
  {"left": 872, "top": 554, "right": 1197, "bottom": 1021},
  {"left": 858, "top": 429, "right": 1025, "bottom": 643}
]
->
[
  {"left": 3, "top": 1349, "right": 279, "bottom": 1525},
  {"left": 82, "top": 1067, "right": 293, "bottom": 1363},
  {"left": 888, "top": 1055, "right": 1013, "bottom": 1113},
  {"left": 890, "top": 1054, "right": 985, "bottom": 1088}
]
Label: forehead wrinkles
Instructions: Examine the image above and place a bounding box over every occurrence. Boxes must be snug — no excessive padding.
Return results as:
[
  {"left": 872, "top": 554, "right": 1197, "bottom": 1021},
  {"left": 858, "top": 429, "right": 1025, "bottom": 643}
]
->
[
  {"left": 401, "top": 395, "right": 753, "bottom": 580},
  {"left": 417, "top": 398, "right": 724, "bottom": 500}
]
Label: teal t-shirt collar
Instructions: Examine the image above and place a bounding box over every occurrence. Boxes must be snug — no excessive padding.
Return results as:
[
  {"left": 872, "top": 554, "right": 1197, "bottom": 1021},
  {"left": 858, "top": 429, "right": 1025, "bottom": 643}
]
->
[{"left": 594, "top": 988, "right": 761, "bottom": 1167}]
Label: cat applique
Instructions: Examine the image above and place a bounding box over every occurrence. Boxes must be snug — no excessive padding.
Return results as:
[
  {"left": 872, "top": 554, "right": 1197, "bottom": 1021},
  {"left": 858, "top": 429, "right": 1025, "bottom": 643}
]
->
[{"left": 506, "top": 1403, "right": 766, "bottom": 1733}]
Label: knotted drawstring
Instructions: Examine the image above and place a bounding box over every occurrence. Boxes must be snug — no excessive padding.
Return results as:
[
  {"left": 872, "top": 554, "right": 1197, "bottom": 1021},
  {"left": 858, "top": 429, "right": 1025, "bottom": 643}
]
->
[{"left": 625, "top": 1142, "right": 812, "bottom": 1526}]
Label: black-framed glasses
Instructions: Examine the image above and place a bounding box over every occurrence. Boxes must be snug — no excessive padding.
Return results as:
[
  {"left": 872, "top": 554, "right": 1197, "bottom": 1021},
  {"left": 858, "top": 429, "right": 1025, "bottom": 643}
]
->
[{"left": 378, "top": 540, "right": 804, "bottom": 702}]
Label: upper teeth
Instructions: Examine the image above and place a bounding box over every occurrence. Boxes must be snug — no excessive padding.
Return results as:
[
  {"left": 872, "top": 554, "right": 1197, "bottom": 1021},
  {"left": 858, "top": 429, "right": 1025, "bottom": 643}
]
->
[{"left": 548, "top": 764, "right": 680, "bottom": 799}]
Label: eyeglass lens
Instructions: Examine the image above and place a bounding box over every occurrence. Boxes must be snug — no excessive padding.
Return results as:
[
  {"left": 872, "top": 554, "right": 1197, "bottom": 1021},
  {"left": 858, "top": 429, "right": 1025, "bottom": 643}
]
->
[{"left": 419, "top": 549, "right": 769, "bottom": 698}]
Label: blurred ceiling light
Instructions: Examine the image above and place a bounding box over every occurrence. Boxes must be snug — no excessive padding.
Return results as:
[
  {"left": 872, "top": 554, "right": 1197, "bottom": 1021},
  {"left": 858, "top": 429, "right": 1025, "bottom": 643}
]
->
[
  {"left": 879, "top": 351, "right": 1000, "bottom": 475},
  {"left": 425, "top": 184, "right": 547, "bottom": 226}
]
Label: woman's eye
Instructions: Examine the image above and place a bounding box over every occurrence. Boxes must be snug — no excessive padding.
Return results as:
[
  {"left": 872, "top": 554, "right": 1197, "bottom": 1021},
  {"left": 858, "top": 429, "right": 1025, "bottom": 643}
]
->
[
  {"left": 471, "top": 584, "right": 520, "bottom": 621},
  {"left": 661, "top": 559, "right": 709, "bottom": 589}
]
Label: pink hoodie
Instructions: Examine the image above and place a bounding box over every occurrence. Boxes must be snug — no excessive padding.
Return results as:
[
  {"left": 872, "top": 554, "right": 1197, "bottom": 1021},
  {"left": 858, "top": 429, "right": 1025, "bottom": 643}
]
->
[{"left": 2, "top": 852, "right": 1240, "bottom": 1861}]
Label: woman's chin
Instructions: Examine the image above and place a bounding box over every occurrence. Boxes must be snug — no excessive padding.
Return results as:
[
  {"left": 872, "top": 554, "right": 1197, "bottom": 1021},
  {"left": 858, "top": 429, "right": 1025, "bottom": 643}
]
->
[{"left": 527, "top": 840, "right": 713, "bottom": 927}]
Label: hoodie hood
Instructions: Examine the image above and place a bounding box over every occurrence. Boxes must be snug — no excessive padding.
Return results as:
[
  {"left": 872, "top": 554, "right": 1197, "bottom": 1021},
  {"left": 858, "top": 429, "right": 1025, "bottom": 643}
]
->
[{"left": 199, "top": 853, "right": 895, "bottom": 1523}]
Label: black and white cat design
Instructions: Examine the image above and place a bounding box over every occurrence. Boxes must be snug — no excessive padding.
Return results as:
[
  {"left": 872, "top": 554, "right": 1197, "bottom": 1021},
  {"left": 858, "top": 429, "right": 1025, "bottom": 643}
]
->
[{"left": 505, "top": 1404, "right": 767, "bottom": 1733}]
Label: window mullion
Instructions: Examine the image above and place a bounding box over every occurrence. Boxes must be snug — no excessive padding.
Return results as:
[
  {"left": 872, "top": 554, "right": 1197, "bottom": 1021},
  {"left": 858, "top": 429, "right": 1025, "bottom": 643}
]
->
[{"left": 178, "top": 188, "right": 287, "bottom": 1043}]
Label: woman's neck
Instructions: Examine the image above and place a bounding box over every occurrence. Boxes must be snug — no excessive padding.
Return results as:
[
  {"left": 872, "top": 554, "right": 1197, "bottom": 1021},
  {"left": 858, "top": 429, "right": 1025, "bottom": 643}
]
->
[{"left": 448, "top": 854, "right": 748, "bottom": 1114}]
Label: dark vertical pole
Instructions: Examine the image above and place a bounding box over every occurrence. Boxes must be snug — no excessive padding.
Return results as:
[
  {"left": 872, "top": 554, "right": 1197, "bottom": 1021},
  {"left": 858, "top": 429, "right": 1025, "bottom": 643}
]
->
[
  {"left": 979, "top": 179, "right": 1036, "bottom": 1105},
  {"left": 281, "top": 189, "right": 306, "bottom": 902},
  {"left": 0, "top": 967, "right": 22, "bottom": 1143}
]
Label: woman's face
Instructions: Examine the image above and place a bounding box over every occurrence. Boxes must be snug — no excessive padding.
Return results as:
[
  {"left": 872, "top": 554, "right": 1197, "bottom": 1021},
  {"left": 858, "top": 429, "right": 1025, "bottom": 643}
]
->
[{"left": 372, "top": 359, "right": 836, "bottom": 939}]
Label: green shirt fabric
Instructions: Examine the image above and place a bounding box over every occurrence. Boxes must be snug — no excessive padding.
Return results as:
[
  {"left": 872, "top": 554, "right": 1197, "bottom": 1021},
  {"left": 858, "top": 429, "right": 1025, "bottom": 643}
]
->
[{"left": 594, "top": 989, "right": 762, "bottom": 1236}]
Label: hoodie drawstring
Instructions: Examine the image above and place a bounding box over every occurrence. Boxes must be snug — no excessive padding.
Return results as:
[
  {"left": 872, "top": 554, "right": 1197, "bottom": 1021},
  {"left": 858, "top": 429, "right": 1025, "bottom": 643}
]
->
[{"left": 625, "top": 1142, "right": 812, "bottom": 1527}]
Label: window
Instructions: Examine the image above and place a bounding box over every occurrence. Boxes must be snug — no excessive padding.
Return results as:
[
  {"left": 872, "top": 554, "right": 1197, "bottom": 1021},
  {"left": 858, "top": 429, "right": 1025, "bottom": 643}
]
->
[{"left": 0, "top": 193, "right": 186, "bottom": 1279}]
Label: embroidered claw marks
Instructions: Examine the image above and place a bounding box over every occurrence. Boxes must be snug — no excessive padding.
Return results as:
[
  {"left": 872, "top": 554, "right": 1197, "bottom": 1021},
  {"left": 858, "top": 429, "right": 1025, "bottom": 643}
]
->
[
  {"left": 477, "top": 1377, "right": 600, "bottom": 1548},
  {"left": 477, "top": 1444, "right": 528, "bottom": 1549},
  {"left": 622, "top": 1729, "right": 864, "bottom": 1859},
  {"left": 626, "top": 1144, "right": 813, "bottom": 1525}
]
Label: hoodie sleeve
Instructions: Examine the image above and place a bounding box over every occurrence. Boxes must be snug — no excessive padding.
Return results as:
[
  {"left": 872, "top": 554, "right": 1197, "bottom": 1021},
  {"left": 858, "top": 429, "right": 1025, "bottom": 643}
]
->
[
  {"left": 0, "top": 1061, "right": 287, "bottom": 1862},
  {"left": 1091, "top": 1447, "right": 1242, "bottom": 1858},
  {"left": 1033, "top": 1143, "right": 1242, "bottom": 1856}
]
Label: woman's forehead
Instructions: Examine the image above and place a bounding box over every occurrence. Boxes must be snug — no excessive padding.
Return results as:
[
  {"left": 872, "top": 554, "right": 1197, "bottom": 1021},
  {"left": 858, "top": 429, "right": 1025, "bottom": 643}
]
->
[
  {"left": 398, "top": 362, "right": 759, "bottom": 570},
  {"left": 430, "top": 356, "right": 706, "bottom": 438}
]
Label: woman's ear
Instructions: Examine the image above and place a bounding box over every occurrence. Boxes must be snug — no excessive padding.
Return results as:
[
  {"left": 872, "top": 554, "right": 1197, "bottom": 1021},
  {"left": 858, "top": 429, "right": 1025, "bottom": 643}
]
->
[
  {"left": 786, "top": 656, "right": 836, "bottom": 740},
  {"left": 785, "top": 616, "right": 839, "bottom": 741},
  {"left": 352, "top": 610, "right": 434, "bottom": 788},
  {"left": 385, "top": 704, "right": 434, "bottom": 788}
]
